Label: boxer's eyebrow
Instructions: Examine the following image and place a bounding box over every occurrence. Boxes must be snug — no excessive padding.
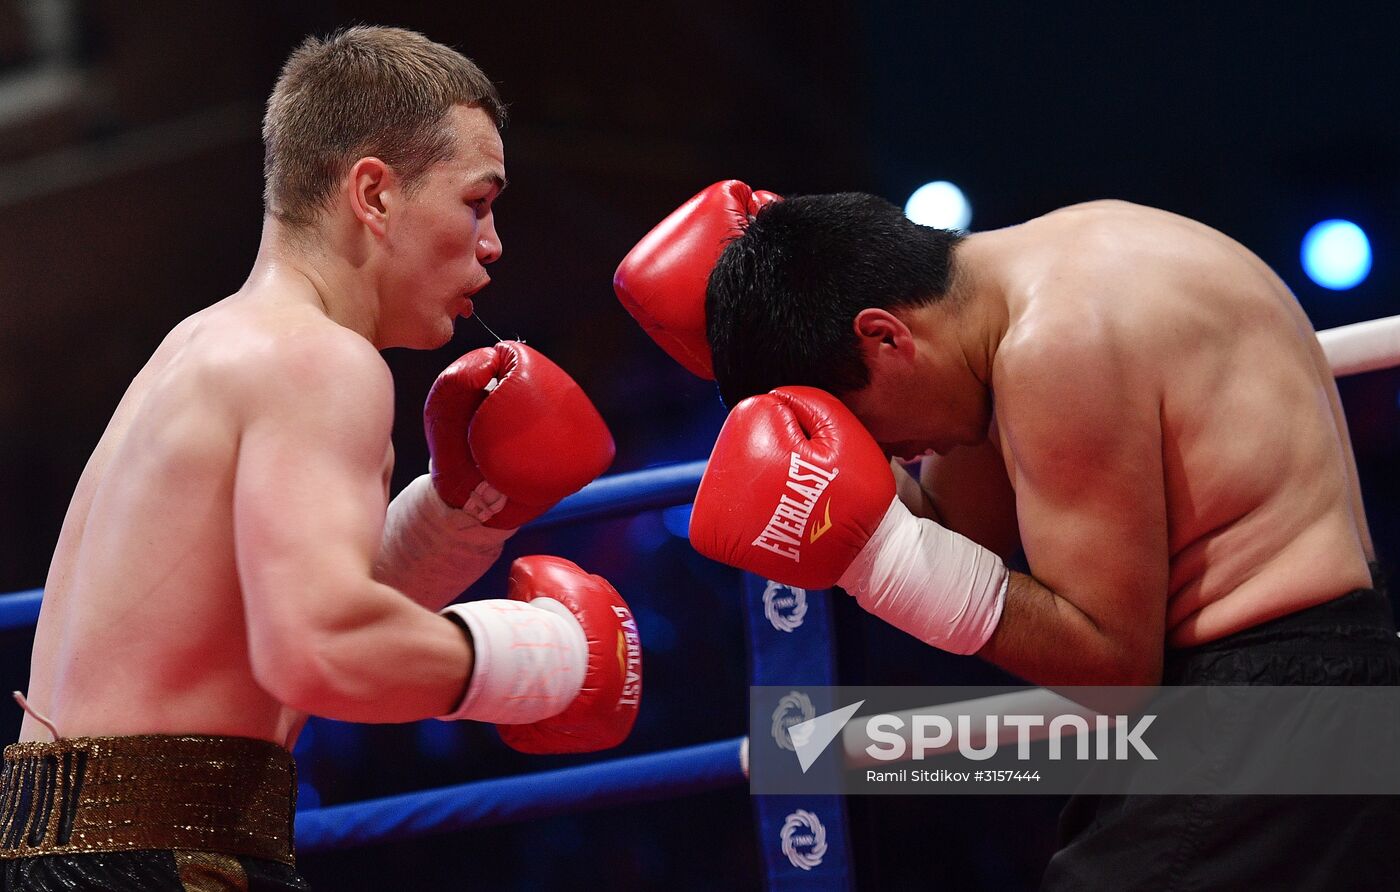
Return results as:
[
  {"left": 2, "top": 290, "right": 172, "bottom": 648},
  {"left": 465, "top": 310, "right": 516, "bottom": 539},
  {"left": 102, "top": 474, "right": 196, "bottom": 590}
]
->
[{"left": 468, "top": 173, "right": 508, "bottom": 194}]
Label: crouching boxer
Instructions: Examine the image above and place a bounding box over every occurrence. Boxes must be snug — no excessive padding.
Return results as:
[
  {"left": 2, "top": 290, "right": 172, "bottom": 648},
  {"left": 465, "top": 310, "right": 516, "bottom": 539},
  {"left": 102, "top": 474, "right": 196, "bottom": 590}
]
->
[
  {"left": 3, "top": 27, "right": 639, "bottom": 891},
  {"left": 617, "top": 179, "right": 1400, "bottom": 889}
]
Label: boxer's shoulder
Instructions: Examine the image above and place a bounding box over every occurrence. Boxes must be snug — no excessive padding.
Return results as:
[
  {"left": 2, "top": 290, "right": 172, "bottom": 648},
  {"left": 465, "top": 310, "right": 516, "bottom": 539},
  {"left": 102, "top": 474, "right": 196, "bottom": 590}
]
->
[
  {"left": 994, "top": 297, "right": 1126, "bottom": 382},
  {"left": 988, "top": 245, "right": 1184, "bottom": 389},
  {"left": 191, "top": 299, "right": 392, "bottom": 427},
  {"left": 1035, "top": 198, "right": 1173, "bottom": 228},
  {"left": 1003, "top": 199, "right": 1203, "bottom": 273},
  {"left": 991, "top": 304, "right": 1161, "bottom": 458}
]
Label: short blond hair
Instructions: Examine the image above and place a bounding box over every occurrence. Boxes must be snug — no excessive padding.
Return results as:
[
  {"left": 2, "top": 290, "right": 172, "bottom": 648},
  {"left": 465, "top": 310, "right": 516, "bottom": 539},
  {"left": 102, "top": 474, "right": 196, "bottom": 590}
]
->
[{"left": 263, "top": 26, "right": 504, "bottom": 228}]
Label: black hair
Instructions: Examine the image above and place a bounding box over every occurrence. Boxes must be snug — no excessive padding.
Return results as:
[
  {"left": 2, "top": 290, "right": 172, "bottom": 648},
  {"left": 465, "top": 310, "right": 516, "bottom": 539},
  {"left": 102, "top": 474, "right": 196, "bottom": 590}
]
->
[{"left": 706, "top": 191, "right": 964, "bottom": 407}]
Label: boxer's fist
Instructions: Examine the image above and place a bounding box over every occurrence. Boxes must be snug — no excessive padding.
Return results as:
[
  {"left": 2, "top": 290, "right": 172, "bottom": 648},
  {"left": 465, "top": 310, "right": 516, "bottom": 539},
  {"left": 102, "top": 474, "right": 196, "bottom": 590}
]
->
[
  {"left": 690, "top": 386, "right": 895, "bottom": 590},
  {"left": 425, "top": 342, "right": 614, "bottom": 529},
  {"left": 497, "top": 556, "right": 642, "bottom": 754},
  {"left": 614, "top": 180, "right": 781, "bottom": 379}
]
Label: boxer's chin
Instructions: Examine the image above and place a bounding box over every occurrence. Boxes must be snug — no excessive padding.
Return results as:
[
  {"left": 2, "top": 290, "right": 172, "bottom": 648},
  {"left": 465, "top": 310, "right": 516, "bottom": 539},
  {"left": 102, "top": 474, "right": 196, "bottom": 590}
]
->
[
  {"left": 402, "top": 318, "right": 456, "bottom": 351},
  {"left": 429, "top": 318, "right": 457, "bottom": 349}
]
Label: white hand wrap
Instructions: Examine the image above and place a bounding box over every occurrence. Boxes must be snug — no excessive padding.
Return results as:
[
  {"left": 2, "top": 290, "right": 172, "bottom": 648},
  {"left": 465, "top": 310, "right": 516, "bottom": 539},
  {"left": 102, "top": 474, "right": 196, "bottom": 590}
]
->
[
  {"left": 836, "top": 496, "right": 1007, "bottom": 655},
  {"left": 437, "top": 598, "right": 587, "bottom": 724},
  {"left": 374, "top": 474, "right": 516, "bottom": 611}
]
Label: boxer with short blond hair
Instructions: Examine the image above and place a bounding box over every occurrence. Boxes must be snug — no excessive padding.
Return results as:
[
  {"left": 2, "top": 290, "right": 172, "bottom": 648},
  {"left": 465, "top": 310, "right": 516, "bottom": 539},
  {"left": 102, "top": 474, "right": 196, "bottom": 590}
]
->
[{"left": 2, "top": 27, "right": 640, "bottom": 891}]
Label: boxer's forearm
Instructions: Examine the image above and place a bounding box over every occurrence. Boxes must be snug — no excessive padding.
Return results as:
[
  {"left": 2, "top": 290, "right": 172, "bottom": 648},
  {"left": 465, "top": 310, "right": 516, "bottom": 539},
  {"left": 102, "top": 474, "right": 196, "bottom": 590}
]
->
[
  {"left": 253, "top": 584, "right": 472, "bottom": 723},
  {"left": 975, "top": 572, "right": 1162, "bottom": 686},
  {"left": 892, "top": 460, "right": 943, "bottom": 523},
  {"left": 373, "top": 474, "right": 513, "bottom": 611}
]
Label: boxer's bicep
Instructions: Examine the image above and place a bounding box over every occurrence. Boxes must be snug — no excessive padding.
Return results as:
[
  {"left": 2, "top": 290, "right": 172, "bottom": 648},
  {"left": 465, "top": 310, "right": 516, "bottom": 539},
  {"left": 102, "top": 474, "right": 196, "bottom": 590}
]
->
[
  {"left": 232, "top": 334, "right": 397, "bottom": 681},
  {"left": 998, "top": 341, "right": 1169, "bottom": 682}
]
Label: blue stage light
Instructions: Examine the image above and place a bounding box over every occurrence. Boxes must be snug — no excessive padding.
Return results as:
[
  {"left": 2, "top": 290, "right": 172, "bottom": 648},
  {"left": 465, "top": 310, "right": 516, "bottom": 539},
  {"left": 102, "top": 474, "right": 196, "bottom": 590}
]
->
[
  {"left": 904, "top": 181, "right": 972, "bottom": 230},
  {"left": 1302, "top": 220, "right": 1371, "bottom": 290}
]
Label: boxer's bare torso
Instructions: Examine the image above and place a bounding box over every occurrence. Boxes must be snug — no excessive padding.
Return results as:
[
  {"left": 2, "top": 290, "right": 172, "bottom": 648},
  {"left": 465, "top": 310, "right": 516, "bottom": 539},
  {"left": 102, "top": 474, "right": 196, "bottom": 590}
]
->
[
  {"left": 19, "top": 290, "right": 394, "bottom": 746},
  {"left": 19, "top": 103, "right": 506, "bottom": 744},
  {"left": 909, "top": 201, "right": 1371, "bottom": 676}
]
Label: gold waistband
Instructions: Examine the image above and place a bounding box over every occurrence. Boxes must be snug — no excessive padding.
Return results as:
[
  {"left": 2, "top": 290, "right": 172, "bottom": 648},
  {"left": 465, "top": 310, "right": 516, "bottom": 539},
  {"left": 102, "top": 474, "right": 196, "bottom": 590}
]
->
[{"left": 0, "top": 734, "right": 296, "bottom": 864}]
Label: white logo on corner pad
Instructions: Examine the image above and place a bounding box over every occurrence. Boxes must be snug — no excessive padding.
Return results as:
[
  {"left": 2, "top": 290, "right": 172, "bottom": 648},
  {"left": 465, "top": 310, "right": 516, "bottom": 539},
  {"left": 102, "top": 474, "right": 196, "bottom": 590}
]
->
[
  {"left": 770, "top": 691, "right": 816, "bottom": 752},
  {"left": 763, "top": 581, "right": 808, "bottom": 632},
  {"left": 780, "top": 809, "right": 828, "bottom": 871}
]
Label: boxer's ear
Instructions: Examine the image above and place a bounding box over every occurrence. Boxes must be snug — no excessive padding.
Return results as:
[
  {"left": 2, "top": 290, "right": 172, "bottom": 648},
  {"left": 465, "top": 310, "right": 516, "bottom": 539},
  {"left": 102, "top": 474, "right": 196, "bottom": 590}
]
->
[
  {"left": 853, "top": 308, "right": 915, "bottom": 359},
  {"left": 346, "top": 156, "right": 392, "bottom": 237}
]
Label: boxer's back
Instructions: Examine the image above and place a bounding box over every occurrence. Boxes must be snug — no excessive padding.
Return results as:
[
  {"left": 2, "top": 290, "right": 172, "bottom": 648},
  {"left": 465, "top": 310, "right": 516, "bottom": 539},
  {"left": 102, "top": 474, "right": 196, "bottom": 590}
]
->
[
  {"left": 995, "top": 201, "right": 1372, "bottom": 646},
  {"left": 21, "top": 296, "right": 332, "bottom": 745}
]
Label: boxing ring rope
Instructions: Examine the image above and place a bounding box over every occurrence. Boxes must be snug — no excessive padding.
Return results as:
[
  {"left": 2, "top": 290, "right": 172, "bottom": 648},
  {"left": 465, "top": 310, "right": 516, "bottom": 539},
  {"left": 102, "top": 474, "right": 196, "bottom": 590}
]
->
[
  {"left": 298, "top": 737, "right": 745, "bottom": 851},
  {"left": 0, "top": 462, "right": 706, "bottom": 635},
  {"left": 527, "top": 459, "right": 706, "bottom": 530},
  {"left": 0, "top": 589, "right": 40, "bottom": 633},
  {"left": 0, "top": 315, "right": 1397, "bottom": 877},
  {"left": 1317, "top": 314, "right": 1400, "bottom": 377}
]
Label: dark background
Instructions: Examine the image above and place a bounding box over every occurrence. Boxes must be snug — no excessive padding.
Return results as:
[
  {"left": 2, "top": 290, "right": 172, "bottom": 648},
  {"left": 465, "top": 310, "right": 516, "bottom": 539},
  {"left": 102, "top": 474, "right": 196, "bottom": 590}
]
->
[{"left": 1, "top": 2, "right": 1397, "bottom": 888}]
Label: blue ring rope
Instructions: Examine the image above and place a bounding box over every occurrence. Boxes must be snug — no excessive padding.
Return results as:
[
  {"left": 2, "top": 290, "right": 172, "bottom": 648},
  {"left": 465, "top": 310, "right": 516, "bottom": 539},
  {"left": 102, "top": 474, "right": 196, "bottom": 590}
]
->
[
  {"left": 0, "top": 589, "right": 41, "bottom": 633},
  {"left": 296, "top": 737, "right": 745, "bottom": 852},
  {"left": 0, "top": 461, "right": 706, "bottom": 632},
  {"left": 527, "top": 460, "right": 705, "bottom": 530}
]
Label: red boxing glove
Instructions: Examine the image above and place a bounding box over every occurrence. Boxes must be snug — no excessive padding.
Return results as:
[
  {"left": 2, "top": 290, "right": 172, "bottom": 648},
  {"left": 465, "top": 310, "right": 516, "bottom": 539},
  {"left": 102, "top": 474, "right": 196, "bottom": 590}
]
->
[
  {"left": 497, "top": 556, "right": 642, "bottom": 754},
  {"left": 614, "top": 180, "right": 781, "bottom": 379},
  {"left": 425, "top": 342, "right": 615, "bottom": 529},
  {"left": 690, "top": 386, "right": 896, "bottom": 590}
]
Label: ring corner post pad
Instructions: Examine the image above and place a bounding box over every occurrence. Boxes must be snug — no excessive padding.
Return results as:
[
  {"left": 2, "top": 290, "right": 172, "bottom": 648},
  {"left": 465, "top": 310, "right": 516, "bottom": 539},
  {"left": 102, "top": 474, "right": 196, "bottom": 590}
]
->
[{"left": 742, "top": 573, "right": 855, "bottom": 890}]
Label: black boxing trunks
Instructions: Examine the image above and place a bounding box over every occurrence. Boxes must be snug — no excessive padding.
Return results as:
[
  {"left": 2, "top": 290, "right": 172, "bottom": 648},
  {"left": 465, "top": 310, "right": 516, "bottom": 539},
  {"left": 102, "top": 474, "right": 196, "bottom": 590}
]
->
[
  {"left": 1043, "top": 571, "right": 1400, "bottom": 891},
  {"left": 0, "top": 734, "right": 308, "bottom": 891}
]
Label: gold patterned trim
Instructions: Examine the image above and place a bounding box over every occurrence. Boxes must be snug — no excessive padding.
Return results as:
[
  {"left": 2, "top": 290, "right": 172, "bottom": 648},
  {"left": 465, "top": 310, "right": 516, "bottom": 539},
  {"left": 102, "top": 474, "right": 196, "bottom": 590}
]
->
[{"left": 0, "top": 735, "right": 295, "bottom": 865}]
